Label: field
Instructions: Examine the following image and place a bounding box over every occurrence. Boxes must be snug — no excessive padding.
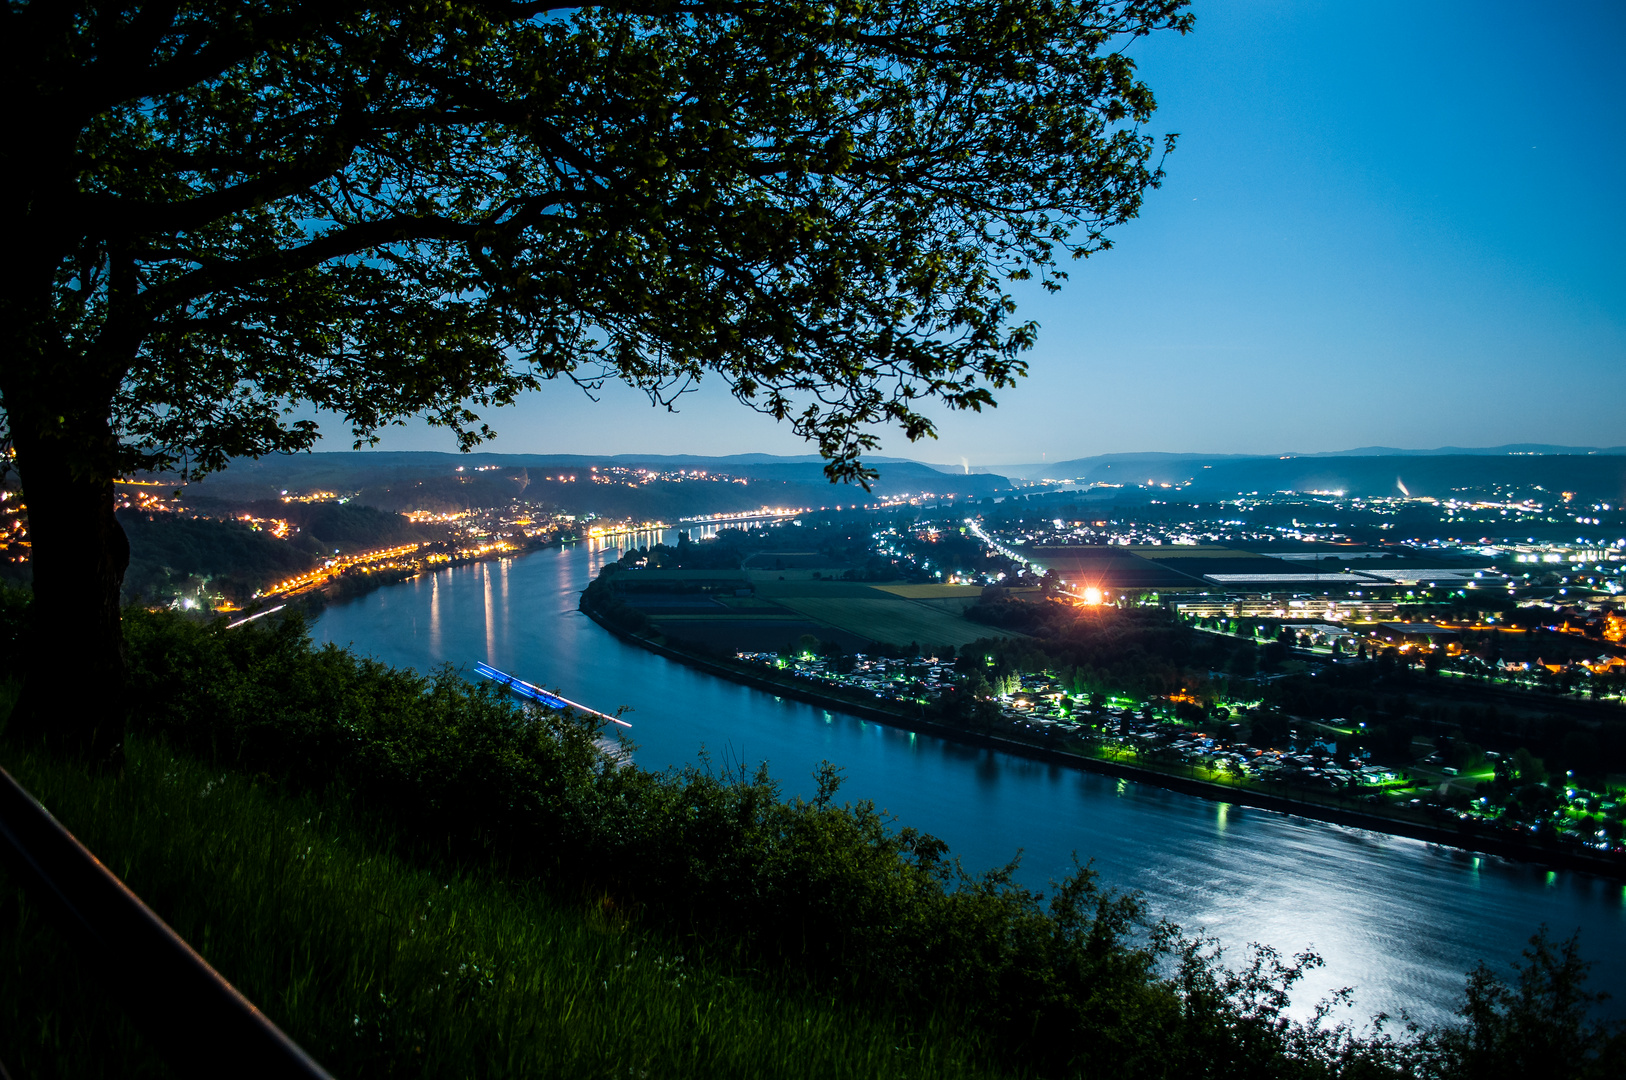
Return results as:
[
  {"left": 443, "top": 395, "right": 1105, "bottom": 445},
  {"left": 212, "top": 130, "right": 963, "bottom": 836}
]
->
[
  {"left": 655, "top": 618, "right": 871, "bottom": 654},
  {"left": 869, "top": 584, "right": 987, "bottom": 614},
  {"left": 868, "top": 584, "right": 988, "bottom": 599},
  {"left": 1122, "top": 547, "right": 1272, "bottom": 560},
  {"left": 1029, "top": 551, "right": 1195, "bottom": 589},
  {"left": 771, "top": 597, "right": 996, "bottom": 648},
  {"left": 619, "top": 575, "right": 1011, "bottom": 651}
]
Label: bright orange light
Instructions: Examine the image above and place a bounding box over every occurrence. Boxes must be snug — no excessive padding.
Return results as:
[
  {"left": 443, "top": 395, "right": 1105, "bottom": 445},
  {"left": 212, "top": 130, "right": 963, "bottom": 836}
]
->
[{"left": 1082, "top": 587, "right": 1103, "bottom": 605}]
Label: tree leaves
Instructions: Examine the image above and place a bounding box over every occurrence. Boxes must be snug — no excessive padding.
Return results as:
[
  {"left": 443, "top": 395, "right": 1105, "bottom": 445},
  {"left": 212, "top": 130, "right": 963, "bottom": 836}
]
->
[{"left": 3, "top": 0, "right": 1192, "bottom": 483}]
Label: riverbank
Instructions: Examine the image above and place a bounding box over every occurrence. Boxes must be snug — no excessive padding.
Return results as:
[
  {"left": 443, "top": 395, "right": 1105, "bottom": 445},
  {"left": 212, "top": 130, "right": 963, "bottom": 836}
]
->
[
  {"left": 246, "top": 538, "right": 566, "bottom": 619},
  {"left": 583, "top": 608, "right": 1626, "bottom": 881}
]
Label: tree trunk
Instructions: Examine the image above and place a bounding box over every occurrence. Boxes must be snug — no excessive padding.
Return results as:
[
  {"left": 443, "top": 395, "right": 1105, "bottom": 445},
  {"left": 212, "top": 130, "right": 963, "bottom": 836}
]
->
[{"left": 8, "top": 413, "right": 130, "bottom": 769}]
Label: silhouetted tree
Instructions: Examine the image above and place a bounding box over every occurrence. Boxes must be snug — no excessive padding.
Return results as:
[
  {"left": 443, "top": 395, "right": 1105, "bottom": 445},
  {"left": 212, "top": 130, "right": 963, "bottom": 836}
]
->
[{"left": 1, "top": 0, "right": 1190, "bottom": 759}]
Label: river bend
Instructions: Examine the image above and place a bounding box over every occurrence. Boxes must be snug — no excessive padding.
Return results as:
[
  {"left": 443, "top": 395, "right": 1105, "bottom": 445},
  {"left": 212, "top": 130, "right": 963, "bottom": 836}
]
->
[{"left": 312, "top": 538, "right": 1626, "bottom": 1024}]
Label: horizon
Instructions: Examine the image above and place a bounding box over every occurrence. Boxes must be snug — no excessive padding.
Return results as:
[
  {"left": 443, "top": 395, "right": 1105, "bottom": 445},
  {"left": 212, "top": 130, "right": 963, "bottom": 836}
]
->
[{"left": 233, "top": 439, "right": 1626, "bottom": 472}]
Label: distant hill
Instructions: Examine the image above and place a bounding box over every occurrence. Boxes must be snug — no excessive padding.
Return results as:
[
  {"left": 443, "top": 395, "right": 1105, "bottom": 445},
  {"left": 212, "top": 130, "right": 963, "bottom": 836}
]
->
[
  {"left": 976, "top": 445, "right": 1625, "bottom": 502},
  {"left": 1297, "top": 443, "right": 1626, "bottom": 458},
  {"left": 1181, "top": 455, "right": 1626, "bottom": 501},
  {"left": 1000, "top": 452, "right": 1256, "bottom": 481},
  {"left": 997, "top": 444, "right": 1626, "bottom": 481},
  {"left": 170, "top": 451, "right": 1013, "bottom": 515},
  {"left": 155, "top": 446, "right": 1626, "bottom": 509},
  {"left": 1010, "top": 455, "right": 1626, "bottom": 503}
]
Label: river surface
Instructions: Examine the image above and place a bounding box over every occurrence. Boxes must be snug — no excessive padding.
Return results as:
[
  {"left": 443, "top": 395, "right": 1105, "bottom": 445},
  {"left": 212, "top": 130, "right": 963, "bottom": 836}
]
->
[{"left": 312, "top": 537, "right": 1626, "bottom": 1025}]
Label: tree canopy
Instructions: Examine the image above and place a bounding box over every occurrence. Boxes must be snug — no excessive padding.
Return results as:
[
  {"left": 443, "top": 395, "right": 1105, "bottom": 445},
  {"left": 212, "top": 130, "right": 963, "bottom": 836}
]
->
[
  {"left": 0, "top": 0, "right": 1188, "bottom": 757},
  {"left": 4, "top": 0, "right": 1188, "bottom": 483}
]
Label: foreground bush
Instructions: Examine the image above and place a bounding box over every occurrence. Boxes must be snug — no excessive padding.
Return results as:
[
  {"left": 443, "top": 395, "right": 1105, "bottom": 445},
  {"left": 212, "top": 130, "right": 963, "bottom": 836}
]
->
[
  {"left": 1, "top": 598, "right": 1619, "bottom": 1077},
  {"left": 123, "top": 610, "right": 1198, "bottom": 1074},
  {"left": 0, "top": 736, "right": 1002, "bottom": 1079}
]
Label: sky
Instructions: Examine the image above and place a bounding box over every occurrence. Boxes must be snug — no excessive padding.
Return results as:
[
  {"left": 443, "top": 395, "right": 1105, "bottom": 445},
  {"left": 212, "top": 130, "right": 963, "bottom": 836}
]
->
[{"left": 356, "top": 0, "right": 1626, "bottom": 466}]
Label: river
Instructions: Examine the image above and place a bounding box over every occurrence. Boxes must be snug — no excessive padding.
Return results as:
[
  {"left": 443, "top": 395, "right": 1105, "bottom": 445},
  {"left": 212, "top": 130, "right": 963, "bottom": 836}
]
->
[{"left": 311, "top": 536, "right": 1626, "bottom": 1025}]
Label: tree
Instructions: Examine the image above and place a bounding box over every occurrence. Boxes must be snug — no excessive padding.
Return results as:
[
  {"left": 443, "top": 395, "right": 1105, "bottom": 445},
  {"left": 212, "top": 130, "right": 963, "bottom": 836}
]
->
[
  {"left": 1429, "top": 928, "right": 1625, "bottom": 1080},
  {"left": 1, "top": 0, "right": 1190, "bottom": 760}
]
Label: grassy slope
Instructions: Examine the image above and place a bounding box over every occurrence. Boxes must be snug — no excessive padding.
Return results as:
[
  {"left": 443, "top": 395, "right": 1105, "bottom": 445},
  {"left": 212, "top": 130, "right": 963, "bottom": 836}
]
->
[
  {"left": 2, "top": 602, "right": 1619, "bottom": 1079},
  {"left": 0, "top": 736, "right": 1004, "bottom": 1080}
]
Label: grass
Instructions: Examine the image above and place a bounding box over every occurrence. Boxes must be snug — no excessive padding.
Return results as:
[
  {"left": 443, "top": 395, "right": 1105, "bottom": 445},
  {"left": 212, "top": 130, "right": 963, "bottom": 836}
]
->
[
  {"left": 870, "top": 585, "right": 987, "bottom": 614},
  {"left": 639, "top": 580, "right": 1004, "bottom": 649},
  {"left": 869, "top": 585, "right": 987, "bottom": 600},
  {"left": 770, "top": 596, "right": 999, "bottom": 648},
  {"left": 750, "top": 581, "right": 896, "bottom": 598},
  {"left": 0, "top": 736, "right": 1009, "bottom": 1080}
]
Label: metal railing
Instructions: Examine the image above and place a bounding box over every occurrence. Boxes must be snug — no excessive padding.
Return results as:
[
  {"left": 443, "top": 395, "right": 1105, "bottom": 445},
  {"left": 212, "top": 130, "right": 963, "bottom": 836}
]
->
[{"left": 0, "top": 764, "right": 335, "bottom": 1079}]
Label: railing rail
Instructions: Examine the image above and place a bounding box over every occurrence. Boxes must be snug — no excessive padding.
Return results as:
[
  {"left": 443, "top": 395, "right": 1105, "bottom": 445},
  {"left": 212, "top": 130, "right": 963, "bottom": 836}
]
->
[{"left": 0, "top": 763, "right": 335, "bottom": 1079}]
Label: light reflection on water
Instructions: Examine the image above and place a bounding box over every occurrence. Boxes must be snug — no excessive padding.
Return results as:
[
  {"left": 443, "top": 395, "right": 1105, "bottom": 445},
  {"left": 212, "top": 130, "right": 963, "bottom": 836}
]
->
[{"left": 316, "top": 541, "right": 1626, "bottom": 1025}]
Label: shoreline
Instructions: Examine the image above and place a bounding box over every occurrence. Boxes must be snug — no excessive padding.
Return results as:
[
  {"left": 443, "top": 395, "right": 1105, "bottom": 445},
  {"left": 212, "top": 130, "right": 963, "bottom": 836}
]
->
[
  {"left": 260, "top": 539, "right": 562, "bottom": 617},
  {"left": 582, "top": 605, "right": 1626, "bottom": 882}
]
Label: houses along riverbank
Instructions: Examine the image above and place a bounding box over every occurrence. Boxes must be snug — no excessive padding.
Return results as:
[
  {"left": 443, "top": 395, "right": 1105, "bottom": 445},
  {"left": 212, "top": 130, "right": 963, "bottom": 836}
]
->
[{"left": 579, "top": 603, "right": 1626, "bottom": 881}]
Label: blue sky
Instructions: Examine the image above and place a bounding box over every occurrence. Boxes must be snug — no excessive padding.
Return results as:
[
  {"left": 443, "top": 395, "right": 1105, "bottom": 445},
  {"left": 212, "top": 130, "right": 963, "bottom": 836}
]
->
[{"left": 362, "top": 0, "right": 1625, "bottom": 465}]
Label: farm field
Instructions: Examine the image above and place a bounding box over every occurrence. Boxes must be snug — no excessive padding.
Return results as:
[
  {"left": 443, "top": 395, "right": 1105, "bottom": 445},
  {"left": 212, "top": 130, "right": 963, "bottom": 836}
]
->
[
  {"left": 640, "top": 612, "right": 807, "bottom": 621},
  {"left": 713, "top": 595, "right": 790, "bottom": 611},
  {"left": 1123, "top": 546, "right": 1272, "bottom": 560},
  {"left": 1028, "top": 550, "right": 1196, "bottom": 589},
  {"left": 751, "top": 580, "right": 890, "bottom": 598},
  {"left": 869, "top": 584, "right": 987, "bottom": 599},
  {"left": 652, "top": 618, "right": 866, "bottom": 654},
  {"left": 770, "top": 596, "right": 1002, "bottom": 648},
  {"left": 619, "top": 575, "right": 1014, "bottom": 651},
  {"left": 869, "top": 583, "right": 987, "bottom": 614}
]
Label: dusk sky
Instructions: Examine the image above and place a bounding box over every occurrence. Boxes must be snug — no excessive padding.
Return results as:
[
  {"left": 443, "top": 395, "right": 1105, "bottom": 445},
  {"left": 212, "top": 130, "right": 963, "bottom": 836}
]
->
[{"left": 361, "top": 0, "right": 1626, "bottom": 466}]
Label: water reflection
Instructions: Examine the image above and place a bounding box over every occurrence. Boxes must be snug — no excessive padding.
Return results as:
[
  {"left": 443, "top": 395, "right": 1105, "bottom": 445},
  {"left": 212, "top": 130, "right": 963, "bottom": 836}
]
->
[
  {"left": 428, "top": 570, "right": 441, "bottom": 656},
  {"left": 500, "top": 558, "right": 511, "bottom": 644},
  {"left": 585, "top": 520, "right": 776, "bottom": 558},
  {"left": 312, "top": 542, "right": 1626, "bottom": 1025},
  {"left": 483, "top": 564, "right": 495, "bottom": 661}
]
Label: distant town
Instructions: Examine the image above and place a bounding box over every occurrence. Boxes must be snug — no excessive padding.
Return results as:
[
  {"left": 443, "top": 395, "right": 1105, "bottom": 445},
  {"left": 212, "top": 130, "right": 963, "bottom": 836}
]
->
[
  {"left": 2, "top": 449, "right": 1623, "bottom": 867},
  {"left": 569, "top": 458, "right": 1626, "bottom": 871}
]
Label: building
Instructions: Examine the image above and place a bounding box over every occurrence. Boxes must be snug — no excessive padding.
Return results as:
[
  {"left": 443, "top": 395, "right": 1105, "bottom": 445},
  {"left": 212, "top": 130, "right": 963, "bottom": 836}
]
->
[
  {"left": 1174, "top": 597, "right": 1399, "bottom": 621},
  {"left": 1372, "top": 622, "right": 1459, "bottom": 648}
]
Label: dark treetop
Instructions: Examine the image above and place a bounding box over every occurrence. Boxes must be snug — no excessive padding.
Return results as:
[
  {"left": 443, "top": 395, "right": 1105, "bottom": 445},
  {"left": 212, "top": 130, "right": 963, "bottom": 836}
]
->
[{"left": 0, "top": 0, "right": 1188, "bottom": 759}]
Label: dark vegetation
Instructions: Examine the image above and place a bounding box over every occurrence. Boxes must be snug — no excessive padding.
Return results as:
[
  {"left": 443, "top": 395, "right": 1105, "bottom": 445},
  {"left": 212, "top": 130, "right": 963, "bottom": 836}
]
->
[
  {"left": 964, "top": 599, "right": 1267, "bottom": 695},
  {"left": 275, "top": 501, "right": 435, "bottom": 550},
  {"left": 119, "top": 511, "right": 316, "bottom": 604},
  {"left": 183, "top": 453, "right": 1011, "bottom": 518},
  {"left": 117, "top": 503, "right": 435, "bottom": 605},
  {"left": 0, "top": 727, "right": 998, "bottom": 1079},
  {"left": 1258, "top": 659, "right": 1626, "bottom": 778},
  {"left": 0, "top": 591, "right": 1622, "bottom": 1075},
  {"left": 900, "top": 526, "right": 1029, "bottom": 583}
]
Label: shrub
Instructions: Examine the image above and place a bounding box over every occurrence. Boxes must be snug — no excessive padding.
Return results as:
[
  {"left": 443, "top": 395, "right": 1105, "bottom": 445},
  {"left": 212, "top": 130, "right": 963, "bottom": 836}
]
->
[
  {"left": 118, "top": 608, "right": 1328, "bottom": 1076},
  {"left": 2, "top": 602, "right": 1609, "bottom": 1078}
]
